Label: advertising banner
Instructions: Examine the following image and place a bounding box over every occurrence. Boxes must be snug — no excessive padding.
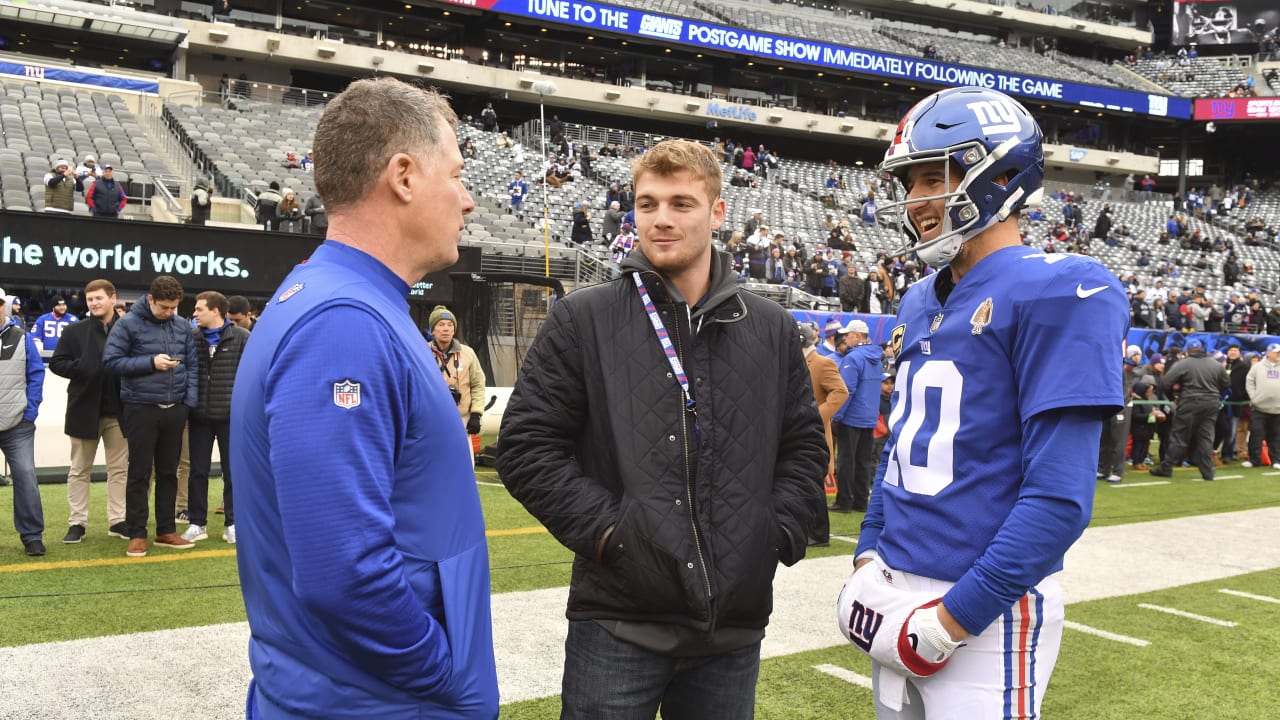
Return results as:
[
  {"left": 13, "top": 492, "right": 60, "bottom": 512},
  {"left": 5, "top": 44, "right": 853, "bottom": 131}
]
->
[{"left": 438, "top": 0, "right": 1192, "bottom": 119}]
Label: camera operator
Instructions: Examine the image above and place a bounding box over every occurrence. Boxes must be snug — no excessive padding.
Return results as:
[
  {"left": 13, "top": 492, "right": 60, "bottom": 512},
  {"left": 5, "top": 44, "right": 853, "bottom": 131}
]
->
[{"left": 426, "top": 305, "right": 487, "bottom": 445}]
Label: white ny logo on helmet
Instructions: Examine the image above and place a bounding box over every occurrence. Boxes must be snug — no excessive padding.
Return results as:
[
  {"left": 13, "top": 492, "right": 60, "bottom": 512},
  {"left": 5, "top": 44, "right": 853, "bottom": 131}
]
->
[{"left": 967, "top": 99, "right": 1023, "bottom": 135}]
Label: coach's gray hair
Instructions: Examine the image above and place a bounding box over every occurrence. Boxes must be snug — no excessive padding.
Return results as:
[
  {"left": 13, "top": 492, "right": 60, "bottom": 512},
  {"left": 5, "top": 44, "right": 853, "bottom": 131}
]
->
[{"left": 313, "top": 77, "right": 458, "bottom": 211}]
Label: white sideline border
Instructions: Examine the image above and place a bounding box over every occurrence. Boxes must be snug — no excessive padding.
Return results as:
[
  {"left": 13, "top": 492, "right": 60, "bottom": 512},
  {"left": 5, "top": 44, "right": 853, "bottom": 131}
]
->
[
  {"left": 1218, "top": 589, "right": 1280, "bottom": 604},
  {"left": 814, "top": 664, "right": 873, "bottom": 690}
]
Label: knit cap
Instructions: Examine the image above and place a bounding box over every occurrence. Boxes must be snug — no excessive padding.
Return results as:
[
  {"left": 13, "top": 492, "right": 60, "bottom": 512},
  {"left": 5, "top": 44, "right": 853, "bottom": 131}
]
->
[{"left": 429, "top": 305, "right": 456, "bottom": 330}]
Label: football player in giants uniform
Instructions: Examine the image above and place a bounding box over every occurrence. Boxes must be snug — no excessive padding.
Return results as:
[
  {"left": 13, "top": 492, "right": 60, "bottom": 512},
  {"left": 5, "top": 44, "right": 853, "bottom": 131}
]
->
[{"left": 837, "top": 87, "right": 1129, "bottom": 718}]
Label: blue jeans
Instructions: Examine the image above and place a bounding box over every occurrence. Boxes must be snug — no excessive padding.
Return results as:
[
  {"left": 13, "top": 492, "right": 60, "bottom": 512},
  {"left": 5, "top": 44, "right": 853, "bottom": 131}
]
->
[
  {"left": 560, "top": 620, "right": 760, "bottom": 720},
  {"left": 0, "top": 420, "right": 43, "bottom": 543}
]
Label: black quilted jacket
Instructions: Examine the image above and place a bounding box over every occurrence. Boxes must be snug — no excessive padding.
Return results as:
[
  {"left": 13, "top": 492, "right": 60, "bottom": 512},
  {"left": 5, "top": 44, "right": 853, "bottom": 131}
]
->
[
  {"left": 498, "top": 248, "right": 827, "bottom": 636},
  {"left": 191, "top": 323, "right": 250, "bottom": 423}
]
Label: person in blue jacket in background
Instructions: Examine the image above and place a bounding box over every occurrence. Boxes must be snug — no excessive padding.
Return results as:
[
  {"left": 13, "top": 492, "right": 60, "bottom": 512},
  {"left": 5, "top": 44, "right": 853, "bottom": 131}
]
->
[{"left": 230, "top": 77, "right": 497, "bottom": 720}]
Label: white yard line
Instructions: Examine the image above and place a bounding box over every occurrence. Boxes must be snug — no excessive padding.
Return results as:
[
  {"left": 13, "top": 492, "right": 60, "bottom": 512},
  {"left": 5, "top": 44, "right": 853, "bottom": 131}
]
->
[
  {"left": 1137, "top": 604, "right": 1238, "bottom": 627},
  {"left": 1108, "top": 481, "right": 1170, "bottom": 488},
  {"left": 1218, "top": 588, "right": 1280, "bottom": 604},
  {"left": 814, "top": 663, "right": 874, "bottom": 689},
  {"left": 1062, "top": 620, "right": 1150, "bottom": 647}
]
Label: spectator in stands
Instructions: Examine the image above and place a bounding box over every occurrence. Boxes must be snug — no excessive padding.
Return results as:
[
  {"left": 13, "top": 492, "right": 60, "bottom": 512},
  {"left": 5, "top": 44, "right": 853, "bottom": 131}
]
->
[
  {"left": 43, "top": 158, "right": 82, "bottom": 214},
  {"left": 301, "top": 191, "right": 326, "bottom": 236},
  {"left": 1151, "top": 340, "right": 1228, "bottom": 481},
  {"left": 800, "top": 322, "right": 847, "bottom": 546},
  {"left": 0, "top": 294, "right": 44, "bottom": 555},
  {"left": 545, "top": 114, "right": 565, "bottom": 143},
  {"left": 1093, "top": 204, "right": 1112, "bottom": 240},
  {"left": 1141, "top": 174, "right": 1156, "bottom": 201},
  {"left": 496, "top": 131, "right": 514, "bottom": 149},
  {"left": 255, "top": 181, "right": 282, "bottom": 230},
  {"left": 75, "top": 154, "right": 98, "bottom": 182},
  {"left": 30, "top": 297, "right": 77, "bottom": 354},
  {"left": 227, "top": 296, "right": 255, "bottom": 331},
  {"left": 276, "top": 189, "right": 303, "bottom": 233},
  {"left": 1243, "top": 343, "right": 1280, "bottom": 468},
  {"left": 480, "top": 102, "right": 498, "bottom": 132},
  {"left": 180, "top": 291, "right": 248, "bottom": 546},
  {"left": 1266, "top": 305, "right": 1280, "bottom": 335},
  {"left": 50, "top": 279, "right": 128, "bottom": 544},
  {"left": 300, "top": 152, "right": 313, "bottom": 173},
  {"left": 609, "top": 222, "right": 637, "bottom": 264},
  {"left": 859, "top": 190, "right": 877, "bottom": 227},
  {"left": 103, "top": 275, "right": 199, "bottom": 557},
  {"left": 1222, "top": 252, "right": 1241, "bottom": 285},
  {"left": 601, "top": 200, "right": 623, "bottom": 245},
  {"left": 617, "top": 181, "right": 635, "bottom": 213},
  {"left": 838, "top": 263, "right": 867, "bottom": 313},
  {"left": 506, "top": 170, "right": 529, "bottom": 219},
  {"left": 460, "top": 138, "right": 477, "bottom": 159},
  {"left": 190, "top": 178, "right": 213, "bottom": 226},
  {"left": 1130, "top": 289, "right": 1152, "bottom": 328},
  {"left": 284, "top": 152, "right": 300, "bottom": 170},
  {"left": 744, "top": 208, "right": 763, "bottom": 237},
  {"left": 570, "top": 202, "right": 592, "bottom": 246}
]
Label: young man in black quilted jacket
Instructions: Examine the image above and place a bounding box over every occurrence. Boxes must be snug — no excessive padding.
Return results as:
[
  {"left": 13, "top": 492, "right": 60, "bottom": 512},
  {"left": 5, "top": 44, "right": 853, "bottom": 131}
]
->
[
  {"left": 180, "top": 291, "right": 250, "bottom": 545},
  {"left": 499, "top": 139, "right": 827, "bottom": 719}
]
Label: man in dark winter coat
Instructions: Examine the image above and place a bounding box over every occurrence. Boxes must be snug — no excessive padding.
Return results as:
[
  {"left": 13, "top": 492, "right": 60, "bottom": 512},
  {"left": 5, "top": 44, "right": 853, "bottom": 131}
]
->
[
  {"left": 179, "top": 291, "right": 250, "bottom": 545},
  {"left": 49, "top": 279, "right": 128, "bottom": 543},
  {"left": 498, "top": 140, "right": 825, "bottom": 719}
]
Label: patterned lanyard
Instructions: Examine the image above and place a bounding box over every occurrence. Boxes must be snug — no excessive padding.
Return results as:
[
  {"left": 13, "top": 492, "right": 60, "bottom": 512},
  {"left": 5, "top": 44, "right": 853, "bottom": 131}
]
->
[{"left": 633, "top": 273, "right": 701, "bottom": 446}]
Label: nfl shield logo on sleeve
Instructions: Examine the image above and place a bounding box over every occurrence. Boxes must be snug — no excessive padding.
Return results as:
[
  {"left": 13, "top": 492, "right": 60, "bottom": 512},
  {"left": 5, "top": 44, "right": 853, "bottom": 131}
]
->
[{"left": 333, "top": 380, "right": 361, "bottom": 409}]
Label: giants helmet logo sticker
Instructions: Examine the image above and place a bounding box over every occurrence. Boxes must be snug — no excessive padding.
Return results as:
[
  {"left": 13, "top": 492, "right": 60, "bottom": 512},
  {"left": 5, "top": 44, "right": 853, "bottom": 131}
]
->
[
  {"left": 967, "top": 98, "right": 1023, "bottom": 136},
  {"left": 333, "top": 379, "right": 361, "bottom": 409}
]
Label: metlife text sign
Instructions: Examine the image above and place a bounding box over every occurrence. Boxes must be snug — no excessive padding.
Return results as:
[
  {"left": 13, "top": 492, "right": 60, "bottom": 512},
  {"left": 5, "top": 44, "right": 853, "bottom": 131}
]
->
[{"left": 438, "top": 0, "right": 1192, "bottom": 119}]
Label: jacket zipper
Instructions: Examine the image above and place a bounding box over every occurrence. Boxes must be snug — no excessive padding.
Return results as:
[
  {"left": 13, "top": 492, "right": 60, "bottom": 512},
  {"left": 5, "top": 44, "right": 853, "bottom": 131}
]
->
[{"left": 669, "top": 299, "right": 712, "bottom": 603}]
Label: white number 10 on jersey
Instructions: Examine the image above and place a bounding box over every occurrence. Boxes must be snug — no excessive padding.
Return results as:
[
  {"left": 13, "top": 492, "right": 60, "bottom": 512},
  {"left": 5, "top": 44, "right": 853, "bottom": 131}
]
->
[{"left": 883, "top": 360, "right": 963, "bottom": 496}]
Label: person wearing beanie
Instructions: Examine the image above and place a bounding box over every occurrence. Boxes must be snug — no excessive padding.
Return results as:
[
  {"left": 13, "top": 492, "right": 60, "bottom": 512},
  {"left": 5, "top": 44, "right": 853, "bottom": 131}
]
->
[
  {"left": 800, "top": 322, "right": 848, "bottom": 547},
  {"left": 1243, "top": 343, "right": 1280, "bottom": 468},
  {"left": 1128, "top": 380, "right": 1162, "bottom": 472},
  {"left": 427, "top": 305, "right": 487, "bottom": 438},
  {"left": 44, "top": 158, "right": 83, "bottom": 214},
  {"left": 1151, "top": 341, "right": 1229, "bottom": 480},
  {"left": 190, "top": 178, "right": 214, "bottom": 226},
  {"left": 255, "top": 181, "right": 283, "bottom": 230},
  {"left": 1099, "top": 345, "right": 1144, "bottom": 482},
  {"left": 76, "top": 154, "right": 99, "bottom": 181},
  {"left": 30, "top": 296, "right": 78, "bottom": 354},
  {"left": 816, "top": 317, "right": 845, "bottom": 359}
]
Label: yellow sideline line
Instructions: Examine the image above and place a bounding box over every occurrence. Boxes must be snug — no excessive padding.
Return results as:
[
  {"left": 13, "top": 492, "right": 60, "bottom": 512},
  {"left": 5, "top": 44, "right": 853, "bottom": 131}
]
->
[
  {"left": 0, "top": 526, "right": 548, "bottom": 574},
  {"left": 0, "top": 548, "right": 237, "bottom": 574}
]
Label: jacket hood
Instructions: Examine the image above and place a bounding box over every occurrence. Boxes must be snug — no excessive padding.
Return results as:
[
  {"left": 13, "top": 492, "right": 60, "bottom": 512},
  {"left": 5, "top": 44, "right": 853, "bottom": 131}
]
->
[
  {"left": 131, "top": 298, "right": 167, "bottom": 324},
  {"left": 620, "top": 246, "right": 739, "bottom": 320}
]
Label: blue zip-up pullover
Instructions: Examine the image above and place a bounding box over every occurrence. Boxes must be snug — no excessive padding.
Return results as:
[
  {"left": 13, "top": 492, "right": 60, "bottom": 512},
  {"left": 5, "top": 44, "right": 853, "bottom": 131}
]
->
[
  {"left": 833, "top": 342, "right": 882, "bottom": 428},
  {"left": 232, "top": 241, "right": 497, "bottom": 719}
]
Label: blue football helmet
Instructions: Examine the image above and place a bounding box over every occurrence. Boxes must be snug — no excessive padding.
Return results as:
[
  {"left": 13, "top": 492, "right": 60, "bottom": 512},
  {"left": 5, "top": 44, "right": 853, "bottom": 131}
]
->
[{"left": 876, "top": 87, "right": 1045, "bottom": 267}]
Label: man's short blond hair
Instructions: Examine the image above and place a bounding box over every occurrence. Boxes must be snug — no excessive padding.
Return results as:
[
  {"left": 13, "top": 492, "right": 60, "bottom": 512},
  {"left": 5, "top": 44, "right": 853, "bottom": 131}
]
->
[
  {"left": 632, "top": 140, "right": 722, "bottom": 203},
  {"left": 313, "top": 77, "right": 458, "bottom": 212}
]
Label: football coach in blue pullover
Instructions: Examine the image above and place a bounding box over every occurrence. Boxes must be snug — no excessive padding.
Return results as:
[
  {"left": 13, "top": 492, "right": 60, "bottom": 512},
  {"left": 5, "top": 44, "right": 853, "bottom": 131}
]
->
[{"left": 231, "top": 77, "right": 497, "bottom": 719}]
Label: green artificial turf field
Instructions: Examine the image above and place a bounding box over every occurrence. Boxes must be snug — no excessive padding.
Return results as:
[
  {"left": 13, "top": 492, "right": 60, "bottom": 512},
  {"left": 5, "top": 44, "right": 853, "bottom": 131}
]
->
[{"left": 1, "top": 460, "right": 1277, "bottom": 718}]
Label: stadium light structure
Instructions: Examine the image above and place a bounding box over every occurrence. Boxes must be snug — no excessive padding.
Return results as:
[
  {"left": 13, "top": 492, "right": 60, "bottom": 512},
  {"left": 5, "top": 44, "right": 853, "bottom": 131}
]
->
[{"left": 532, "top": 80, "right": 558, "bottom": 277}]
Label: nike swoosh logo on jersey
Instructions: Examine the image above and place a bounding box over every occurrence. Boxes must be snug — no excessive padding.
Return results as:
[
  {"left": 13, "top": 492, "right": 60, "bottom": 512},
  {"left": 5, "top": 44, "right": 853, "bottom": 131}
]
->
[{"left": 1076, "top": 284, "right": 1108, "bottom": 298}]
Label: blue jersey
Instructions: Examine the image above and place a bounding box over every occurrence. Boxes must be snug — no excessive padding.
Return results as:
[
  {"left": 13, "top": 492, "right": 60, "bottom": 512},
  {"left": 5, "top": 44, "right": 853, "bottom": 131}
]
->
[
  {"left": 508, "top": 179, "right": 528, "bottom": 205},
  {"left": 30, "top": 312, "right": 77, "bottom": 352},
  {"left": 857, "top": 246, "right": 1128, "bottom": 633}
]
